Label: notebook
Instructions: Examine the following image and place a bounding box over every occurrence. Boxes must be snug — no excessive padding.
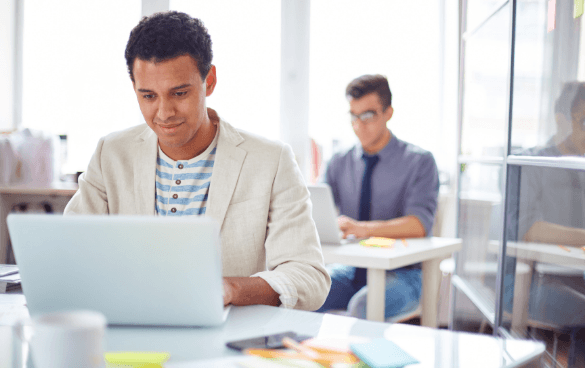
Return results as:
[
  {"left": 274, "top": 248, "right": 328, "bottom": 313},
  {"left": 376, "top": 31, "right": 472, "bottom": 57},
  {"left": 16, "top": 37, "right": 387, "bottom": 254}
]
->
[{"left": 7, "top": 214, "right": 228, "bottom": 326}]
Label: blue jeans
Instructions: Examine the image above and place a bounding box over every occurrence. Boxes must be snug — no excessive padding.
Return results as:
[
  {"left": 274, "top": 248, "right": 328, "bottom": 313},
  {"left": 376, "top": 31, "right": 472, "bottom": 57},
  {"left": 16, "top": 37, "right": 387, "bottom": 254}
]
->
[{"left": 316, "top": 264, "right": 422, "bottom": 320}]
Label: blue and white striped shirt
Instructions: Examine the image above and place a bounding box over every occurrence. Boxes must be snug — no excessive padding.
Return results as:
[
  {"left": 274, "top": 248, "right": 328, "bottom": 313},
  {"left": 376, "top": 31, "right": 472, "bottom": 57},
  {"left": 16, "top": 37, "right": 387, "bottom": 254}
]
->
[
  {"left": 155, "top": 133, "right": 218, "bottom": 216},
  {"left": 153, "top": 128, "right": 297, "bottom": 308}
]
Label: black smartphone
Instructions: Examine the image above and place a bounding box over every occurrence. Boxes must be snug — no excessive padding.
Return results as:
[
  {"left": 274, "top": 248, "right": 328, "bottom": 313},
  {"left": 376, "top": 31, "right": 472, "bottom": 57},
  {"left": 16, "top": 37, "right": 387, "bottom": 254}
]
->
[{"left": 226, "top": 331, "right": 312, "bottom": 351}]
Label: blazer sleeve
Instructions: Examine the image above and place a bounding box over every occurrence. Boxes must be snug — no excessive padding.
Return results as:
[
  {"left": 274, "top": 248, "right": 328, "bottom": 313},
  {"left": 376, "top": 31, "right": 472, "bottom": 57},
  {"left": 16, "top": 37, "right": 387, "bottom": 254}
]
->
[
  {"left": 64, "top": 138, "right": 109, "bottom": 215},
  {"left": 255, "top": 144, "right": 331, "bottom": 311}
]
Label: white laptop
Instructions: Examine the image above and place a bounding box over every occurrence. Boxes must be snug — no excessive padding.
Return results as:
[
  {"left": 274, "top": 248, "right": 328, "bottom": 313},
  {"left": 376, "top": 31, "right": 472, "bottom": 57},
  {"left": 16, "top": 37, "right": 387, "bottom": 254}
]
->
[
  {"left": 7, "top": 214, "right": 229, "bottom": 327},
  {"left": 308, "top": 184, "right": 351, "bottom": 245}
]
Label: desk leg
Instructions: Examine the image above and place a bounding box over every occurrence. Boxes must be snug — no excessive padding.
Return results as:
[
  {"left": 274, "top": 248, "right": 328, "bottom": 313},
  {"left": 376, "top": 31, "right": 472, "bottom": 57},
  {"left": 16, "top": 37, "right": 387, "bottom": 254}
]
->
[
  {"left": 366, "top": 268, "right": 386, "bottom": 322},
  {"left": 421, "top": 258, "right": 441, "bottom": 328},
  {"left": 0, "top": 194, "right": 9, "bottom": 264},
  {"left": 511, "top": 260, "right": 533, "bottom": 335}
]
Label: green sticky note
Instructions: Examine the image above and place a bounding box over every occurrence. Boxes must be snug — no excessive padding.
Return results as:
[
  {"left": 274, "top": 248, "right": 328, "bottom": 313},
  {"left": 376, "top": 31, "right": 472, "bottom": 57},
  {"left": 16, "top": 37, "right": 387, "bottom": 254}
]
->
[
  {"left": 575, "top": 0, "right": 584, "bottom": 18},
  {"left": 104, "top": 352, "right": 170, "bottom": 368}
]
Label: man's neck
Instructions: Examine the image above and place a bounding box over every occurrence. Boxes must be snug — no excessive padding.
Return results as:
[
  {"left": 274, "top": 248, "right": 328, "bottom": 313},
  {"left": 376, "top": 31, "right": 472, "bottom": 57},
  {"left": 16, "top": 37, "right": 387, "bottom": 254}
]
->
[
  {"left": 160, "top": 111, "right": 219, "bottom": 161},
  {"left": 363, "top": 129, "right": 392, "bottom": 155}
]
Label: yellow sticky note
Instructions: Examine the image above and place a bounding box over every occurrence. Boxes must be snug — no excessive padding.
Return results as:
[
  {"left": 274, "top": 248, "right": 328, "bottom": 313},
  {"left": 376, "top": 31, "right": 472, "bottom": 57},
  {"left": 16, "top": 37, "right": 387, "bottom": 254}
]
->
[
  {"left": 360, "top": 237, "right": 396, "bottom": 248},
  {"left": 575, "top": 0, "right": 584, "bottom": 18},
  {"left": 104, "top": 352, "right": 170, "bottom": 368}
]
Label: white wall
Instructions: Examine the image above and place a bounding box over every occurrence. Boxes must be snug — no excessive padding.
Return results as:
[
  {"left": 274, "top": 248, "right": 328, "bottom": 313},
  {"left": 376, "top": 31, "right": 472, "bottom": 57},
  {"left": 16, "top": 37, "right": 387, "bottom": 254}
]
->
[
  {"left": 8, "top": 0, "right": 459, "bottom": 181},
  {"left": 0, "top": 0, "right": 16, "bottom": 131},
  {"left": 171, "top": 0, "right": 282, "bottom": 142},
  {"left": 20, "top": 0, "right": 142, "bottom": 173},
  {"left": 308, "top": 0, "right": 449, "bottom": 174}
]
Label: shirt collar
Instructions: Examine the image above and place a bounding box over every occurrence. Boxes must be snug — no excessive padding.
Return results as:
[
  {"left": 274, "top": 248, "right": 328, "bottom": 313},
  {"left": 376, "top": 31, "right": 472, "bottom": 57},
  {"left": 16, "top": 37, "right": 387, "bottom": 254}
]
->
[{"left": 353, "top": 130, "right": 400, "bottom": 162}]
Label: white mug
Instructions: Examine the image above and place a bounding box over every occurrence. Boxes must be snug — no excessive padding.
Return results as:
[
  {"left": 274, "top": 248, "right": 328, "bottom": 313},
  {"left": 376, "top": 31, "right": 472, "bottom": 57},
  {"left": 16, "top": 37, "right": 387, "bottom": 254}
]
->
[{"left": 15, "top": 310, "right": 107, "bottom": 368}]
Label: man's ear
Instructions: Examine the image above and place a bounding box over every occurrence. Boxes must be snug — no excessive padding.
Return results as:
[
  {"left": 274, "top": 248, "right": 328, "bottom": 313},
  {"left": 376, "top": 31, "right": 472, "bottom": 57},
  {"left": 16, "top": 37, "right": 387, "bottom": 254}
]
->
[
  {"left": 205, "top": 65, "right": 217, "bottom": 97},
  {"left": 385, "top": 106, "right": 394, "bottom": 122}
]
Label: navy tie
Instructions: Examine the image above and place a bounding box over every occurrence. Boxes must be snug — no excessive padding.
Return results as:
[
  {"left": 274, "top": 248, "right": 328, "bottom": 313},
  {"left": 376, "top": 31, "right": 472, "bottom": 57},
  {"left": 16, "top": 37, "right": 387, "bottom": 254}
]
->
[
  {"left": 359, "top": 154, "right": 380, "bottom": 221},
  {"left": 354, "top": 154, "right": 380, "bottom": 287}
]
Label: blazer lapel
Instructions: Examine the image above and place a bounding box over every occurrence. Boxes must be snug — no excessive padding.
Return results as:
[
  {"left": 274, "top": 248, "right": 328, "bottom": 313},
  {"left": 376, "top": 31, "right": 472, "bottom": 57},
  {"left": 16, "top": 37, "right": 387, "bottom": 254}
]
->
[
  {"left": 206, "top": 120, "right": 246, "bottom": 229},
  {"left": 133, "top": 126, "right": 158, "bottom": 215}
]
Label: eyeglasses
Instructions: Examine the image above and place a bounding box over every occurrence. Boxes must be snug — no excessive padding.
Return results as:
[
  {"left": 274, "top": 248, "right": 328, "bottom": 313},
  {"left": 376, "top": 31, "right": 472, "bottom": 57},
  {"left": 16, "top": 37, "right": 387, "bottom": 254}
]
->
[{"left": 350, "top": 110, "right": 378, "bottom": 124}]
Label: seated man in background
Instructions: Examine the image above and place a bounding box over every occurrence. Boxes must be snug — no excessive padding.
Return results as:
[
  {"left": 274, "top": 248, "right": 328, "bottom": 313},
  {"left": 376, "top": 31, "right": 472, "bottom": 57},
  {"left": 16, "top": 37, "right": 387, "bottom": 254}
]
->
[
  {"left": 317, "top": 75, "right": 439, "bottom": 319},
  {"left": 64, "top": 11, "right": 330, "bottom": 311}
]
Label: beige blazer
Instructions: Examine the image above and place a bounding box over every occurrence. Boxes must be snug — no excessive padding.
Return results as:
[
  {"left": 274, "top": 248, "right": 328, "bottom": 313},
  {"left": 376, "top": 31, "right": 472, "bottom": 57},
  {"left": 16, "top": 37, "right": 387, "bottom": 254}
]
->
[{"left": 64, "top": 119, "right": 330, "bottom": 311}]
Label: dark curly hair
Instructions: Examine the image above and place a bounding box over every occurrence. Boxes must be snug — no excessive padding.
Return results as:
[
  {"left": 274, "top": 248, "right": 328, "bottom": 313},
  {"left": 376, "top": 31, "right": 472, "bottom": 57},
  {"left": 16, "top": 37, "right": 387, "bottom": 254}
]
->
[
  {"left": 346, "top": 74, "right": 392, "bottom": 110},
  {"left": 125, "top": 11, "right": 213, "bottom": 81}
]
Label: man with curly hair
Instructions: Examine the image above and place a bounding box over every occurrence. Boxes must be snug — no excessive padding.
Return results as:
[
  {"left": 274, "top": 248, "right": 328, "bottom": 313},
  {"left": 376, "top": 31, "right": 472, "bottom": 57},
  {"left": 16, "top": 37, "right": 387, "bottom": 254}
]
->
[{"left": 65, "top": 11, "right": 330, "bottom": 311}]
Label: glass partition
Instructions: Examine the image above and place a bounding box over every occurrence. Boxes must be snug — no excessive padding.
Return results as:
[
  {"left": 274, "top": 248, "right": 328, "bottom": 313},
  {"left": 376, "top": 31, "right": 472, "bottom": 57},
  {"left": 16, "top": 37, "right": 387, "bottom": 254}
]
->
[
  {"left": 466, "top": 0, "right": 509, "bottom": 33},
  {"left": 458, "top": 161, "right": 504, "bottom": 308},
  {"left": 460, "top": 3, "right": 510, "bottom": 159},
  {"left": 456, "top": 0, "right": 585, "bottom": 363},
  {"left": 504, "top": 164, "right": 585, "bottom": 355},
  {"left": 511, "top": 0, "right": 585, "bottom": 155}
]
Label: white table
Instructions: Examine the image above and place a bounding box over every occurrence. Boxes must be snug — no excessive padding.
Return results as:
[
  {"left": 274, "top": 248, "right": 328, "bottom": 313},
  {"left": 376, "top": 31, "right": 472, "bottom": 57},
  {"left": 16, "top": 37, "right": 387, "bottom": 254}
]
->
[
  {"left": 0, "top": 182, "right": 78, "bottom": 264},
  {"left": 321, "top": 237, "right": 462, "bottom": 326},
  {"left": 0, "top": 292, "right": 545, "bottom": 368}
]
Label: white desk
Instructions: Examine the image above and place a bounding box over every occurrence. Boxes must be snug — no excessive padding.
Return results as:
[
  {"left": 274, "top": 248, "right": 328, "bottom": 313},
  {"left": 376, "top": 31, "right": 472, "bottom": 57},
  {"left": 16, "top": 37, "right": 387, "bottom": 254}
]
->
[
  {"left": 0, "top": 292, "right": 545, "bottom": 368},
  {"left": 321, "top": 237, "right": 462, "bottom": 327},
  {"left": 0, "top": 182, "right": 78, "bottom": 264}
]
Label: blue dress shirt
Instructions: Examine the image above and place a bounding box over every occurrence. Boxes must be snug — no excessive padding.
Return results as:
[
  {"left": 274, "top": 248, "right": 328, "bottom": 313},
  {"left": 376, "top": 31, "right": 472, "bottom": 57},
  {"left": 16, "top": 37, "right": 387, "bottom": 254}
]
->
[{"left": 325, "top": 133, "right": 439, "bottom": 236}]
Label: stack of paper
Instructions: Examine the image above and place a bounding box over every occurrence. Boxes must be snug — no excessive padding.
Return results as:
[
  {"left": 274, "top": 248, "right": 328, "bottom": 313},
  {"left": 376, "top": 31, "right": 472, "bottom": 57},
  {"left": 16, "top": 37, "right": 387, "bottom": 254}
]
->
[{"left": 0, "top": 265, "right": 21, "bottom": 293}]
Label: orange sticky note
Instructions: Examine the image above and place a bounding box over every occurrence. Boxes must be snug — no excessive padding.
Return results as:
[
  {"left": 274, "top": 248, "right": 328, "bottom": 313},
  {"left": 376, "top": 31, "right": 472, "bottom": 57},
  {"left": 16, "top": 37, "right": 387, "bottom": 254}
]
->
[
  {"left": 558, "top": 244, "right": 571, "bottom": 252},
  {"left": 548, "top": 0, "right": 556, "bottom": 32}
]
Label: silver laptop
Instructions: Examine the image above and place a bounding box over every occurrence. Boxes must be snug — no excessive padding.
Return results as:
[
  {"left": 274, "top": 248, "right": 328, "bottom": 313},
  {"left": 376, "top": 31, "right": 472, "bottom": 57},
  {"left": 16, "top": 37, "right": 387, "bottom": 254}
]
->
[
  {"left": 7, "top": 214, "right": 228, "bottom": 327},
  {"left": 308, "top": 184, "right": 348, "bottom": 245}
]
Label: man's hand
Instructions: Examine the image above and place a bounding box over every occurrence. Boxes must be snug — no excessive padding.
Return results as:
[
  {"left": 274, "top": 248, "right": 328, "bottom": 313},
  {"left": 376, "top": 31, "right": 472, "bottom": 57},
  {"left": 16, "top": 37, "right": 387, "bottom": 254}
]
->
[
  {"left": 338, "top": 215, "right": 426, "bottom": 239},
  {"left": 223, "top": 278, "right": 235, "bottom": 306},
  {"left": 338, "top": 215, "right": 370, "bottom": 238}
]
